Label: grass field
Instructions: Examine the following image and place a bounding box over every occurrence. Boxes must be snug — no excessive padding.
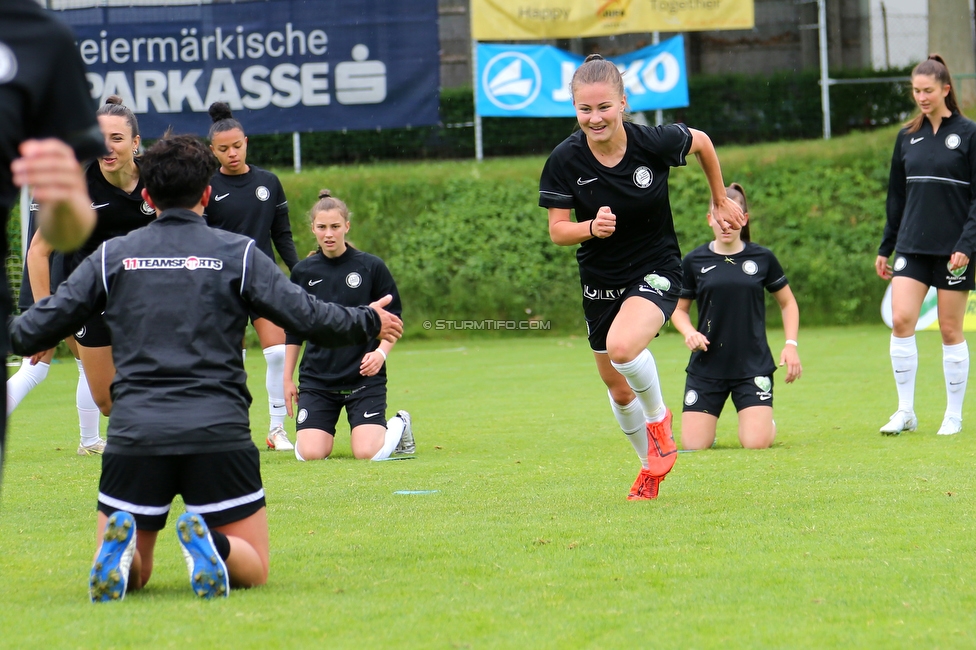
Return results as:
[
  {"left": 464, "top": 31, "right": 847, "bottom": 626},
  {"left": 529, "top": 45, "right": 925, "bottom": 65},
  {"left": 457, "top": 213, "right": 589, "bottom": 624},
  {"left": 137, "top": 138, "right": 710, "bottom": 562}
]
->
[{"left": 2, "top": 325, "right": 976, "bottom": 648}]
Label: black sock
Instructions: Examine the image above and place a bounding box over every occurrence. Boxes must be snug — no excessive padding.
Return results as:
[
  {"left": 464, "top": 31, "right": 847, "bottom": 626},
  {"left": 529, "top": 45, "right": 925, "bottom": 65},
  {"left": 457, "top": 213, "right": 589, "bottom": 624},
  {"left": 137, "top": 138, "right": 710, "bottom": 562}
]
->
[{"left": 210, "top": 529, "right": 231, "bottom": 560}]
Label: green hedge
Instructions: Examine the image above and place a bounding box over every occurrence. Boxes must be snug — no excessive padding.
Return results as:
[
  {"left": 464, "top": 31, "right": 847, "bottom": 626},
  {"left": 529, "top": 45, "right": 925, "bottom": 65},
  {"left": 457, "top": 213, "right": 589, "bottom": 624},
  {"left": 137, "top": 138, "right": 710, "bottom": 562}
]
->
[
  {"left": 245, "top": 68, "right": 915, "bottom": 165},
  {"left": 271, "top": 127, "right": 898, "bottom": 336}
]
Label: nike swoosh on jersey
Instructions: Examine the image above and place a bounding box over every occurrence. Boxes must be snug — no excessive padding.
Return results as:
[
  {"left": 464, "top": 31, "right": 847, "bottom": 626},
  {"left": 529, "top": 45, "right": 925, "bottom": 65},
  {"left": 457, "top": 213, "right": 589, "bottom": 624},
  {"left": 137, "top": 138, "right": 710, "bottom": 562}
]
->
[
  {"left": 308, "top": 279, "right": 323, "bottom": 286},
  {"left": 214, "top": 193, "right": 230, "bottom": 201},
  {"left": 701, "top": 265, "right": 716, "bottom": 273},
  {"left": 910, "top": 137, "right": 924, "bottom": 144},
  {"left": 91, "top": 202, "right": 110, "bottom": 209},
  {"left": 577, "top": 177, "right": 598, "bottom": 185},
  {"left": 364, "top": 411, "right": 380, "bottom": 418}
]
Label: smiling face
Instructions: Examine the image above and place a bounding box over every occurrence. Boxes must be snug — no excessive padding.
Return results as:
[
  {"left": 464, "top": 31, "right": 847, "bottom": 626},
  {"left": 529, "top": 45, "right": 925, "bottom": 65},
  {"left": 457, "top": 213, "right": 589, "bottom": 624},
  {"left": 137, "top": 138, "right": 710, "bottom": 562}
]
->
[
  {"left": 912, "top": 73, "right": 950, "bottom": 116},
  {"left": 573, "top": 81, "right": 627, "bottom": 146},
  {"left": 313, "top": 208, "right": 349, "bottom": 258},
  {"left": 98, "top": 114, "right": 139, "bottom": 176},
  {"left": 210, "top": 128, "right": 248, "bottom": 175}
]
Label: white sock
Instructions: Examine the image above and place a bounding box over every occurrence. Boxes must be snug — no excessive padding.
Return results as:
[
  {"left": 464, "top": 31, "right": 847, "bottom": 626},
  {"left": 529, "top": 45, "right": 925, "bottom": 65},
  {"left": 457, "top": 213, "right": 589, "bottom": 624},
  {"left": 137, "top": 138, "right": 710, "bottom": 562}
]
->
[
  {"left": 76, "top": 359, "right": 101, "bottom": 446},
  {"left": 943, "top": 341, "right": 969, "bottom": 420},
  {"left": 611, "top": 349, "right": 666, "bottom": 423},
  {"left": 294, "top": 438, "right": 306, "bottom": 462},
  {"left": 890, "top": 334, "right": 918, "bottom": 413},
  {"left": 263, "top": 345, "right": 287, "bottom": 429},
  {"left": 372, "top": 414, "right": 405, "bottom": 461},
  {"left": 6, "top": 358, "right": 50, "bottom": 415},
  {"left": 610, "top": 392, "right": 648, "bottom": 469}
]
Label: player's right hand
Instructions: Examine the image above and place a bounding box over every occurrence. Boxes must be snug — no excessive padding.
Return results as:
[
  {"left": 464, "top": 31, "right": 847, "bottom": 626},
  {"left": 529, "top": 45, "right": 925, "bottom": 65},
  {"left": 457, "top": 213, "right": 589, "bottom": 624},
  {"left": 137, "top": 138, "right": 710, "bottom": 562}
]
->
[
  {"left": 591, "top": 206, "right": 616, "bottom": 239},
  {"left": 875, "top": 255, "right": 892, "bottom": 280},
  {"left": 284, "top": 378, "right": 298, "bottom": 417},
  {"left": 684, "top": 332, "right": 709, "bottom": 352},
  {"left": 369, "top": 294, "right": 403, "bottom": 344}
]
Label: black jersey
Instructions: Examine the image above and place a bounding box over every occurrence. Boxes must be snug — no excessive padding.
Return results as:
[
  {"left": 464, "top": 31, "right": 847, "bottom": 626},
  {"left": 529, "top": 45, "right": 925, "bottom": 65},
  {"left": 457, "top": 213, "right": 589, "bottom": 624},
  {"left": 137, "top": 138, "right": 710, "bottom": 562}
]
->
[
  {"left": 680, "top": 242, "right": 789, "bottom": 379},
  {"left": 539, "top": 121, "right": 692, "bottom": 288},
  {"left": 881, "top": 113, "right": 976, "bottom": 258},
  {"left": 0, "top": 0, "right": 103, "bottom": 338},
  {"left": 286, "top": 247, "right": 401, "bottom": 391},
  {"left": 61, "top": 162, "right": 156, "bottom": 278},
  {"left": 204, "top": 165, "right": 299, "bottom": 270},
  {"left": 9, "top": 209, "right": 381, "bottom": 455}
]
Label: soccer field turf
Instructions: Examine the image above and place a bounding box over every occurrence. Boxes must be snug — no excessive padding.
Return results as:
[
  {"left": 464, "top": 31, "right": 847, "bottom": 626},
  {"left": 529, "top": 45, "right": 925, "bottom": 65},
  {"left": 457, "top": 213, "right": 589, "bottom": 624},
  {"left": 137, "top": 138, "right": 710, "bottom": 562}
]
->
[{"left": 1, "top": 325, "right": 975, "bottom": 648}]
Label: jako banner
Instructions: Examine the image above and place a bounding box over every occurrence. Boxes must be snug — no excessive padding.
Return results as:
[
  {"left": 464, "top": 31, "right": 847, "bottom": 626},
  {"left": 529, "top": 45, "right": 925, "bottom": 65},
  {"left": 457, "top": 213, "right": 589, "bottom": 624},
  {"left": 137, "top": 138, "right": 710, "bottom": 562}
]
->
[
  {"left": 476, "top": 37, "right": 688, "bottom": 118},
  {"left": 58, "top": 0, "right": 440, "bottom": 137},
  {"left": 471, "top": 0, "right": 754, "bottom": 40}
]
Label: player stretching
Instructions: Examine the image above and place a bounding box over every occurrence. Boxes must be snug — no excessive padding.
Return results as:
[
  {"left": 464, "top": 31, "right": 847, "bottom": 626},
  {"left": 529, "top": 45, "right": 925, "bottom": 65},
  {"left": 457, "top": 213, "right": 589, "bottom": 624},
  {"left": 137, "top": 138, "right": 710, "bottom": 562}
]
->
[
  {"left": 9, "top": 134, "right": 402, "bottom": 601},
  {"left": 205, "top": 102, "right": 300, "bottom": 451},
  {"left": 284, "top": 190, "right": 414, "bottom": 461},
  {"left": 672, "top": 183, "right": 802, "bottom": 450},
  {"left": 539, "top": 54, "right": 744, "bottom": 499}
]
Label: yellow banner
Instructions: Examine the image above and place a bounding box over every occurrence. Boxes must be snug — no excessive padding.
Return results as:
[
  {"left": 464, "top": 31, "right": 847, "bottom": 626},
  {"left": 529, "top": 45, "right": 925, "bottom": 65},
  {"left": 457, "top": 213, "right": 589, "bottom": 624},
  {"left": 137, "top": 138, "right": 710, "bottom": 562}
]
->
[{"left": 471, "top": 0, "right": 755, "bottom": 40}]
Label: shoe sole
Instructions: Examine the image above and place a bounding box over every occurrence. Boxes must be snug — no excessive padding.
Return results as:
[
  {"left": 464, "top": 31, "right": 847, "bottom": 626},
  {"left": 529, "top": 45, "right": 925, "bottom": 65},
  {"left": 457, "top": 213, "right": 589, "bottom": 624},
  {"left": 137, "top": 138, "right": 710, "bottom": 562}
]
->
[
  {"left": 176, "top": 514, "right": 229, "bottom": 598},
  {"left": 89, "top": 511, "right": 137, "bottom": 602}
]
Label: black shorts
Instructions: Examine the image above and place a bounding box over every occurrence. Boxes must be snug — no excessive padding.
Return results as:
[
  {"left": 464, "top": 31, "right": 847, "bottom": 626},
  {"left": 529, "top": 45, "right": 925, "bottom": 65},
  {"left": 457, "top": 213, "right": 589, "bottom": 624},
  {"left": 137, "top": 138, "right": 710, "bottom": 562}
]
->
[
  {"left": 296, "top": 383, "right": 388, "bottom": 434},
  {"left": 682, "top": 373, "right": 774, "bottom": 417},
  {"left": 97, "top": 447, "right": 265, "bottom": 531},
  {"left": 582, "top": 267, "right": 682, "bottom": 352},
  {"left": 74, "top": 312, "right": 111, "bottom": 348},
  {"left": 892, "top": 253, "right": 976, "bottom": 291}
]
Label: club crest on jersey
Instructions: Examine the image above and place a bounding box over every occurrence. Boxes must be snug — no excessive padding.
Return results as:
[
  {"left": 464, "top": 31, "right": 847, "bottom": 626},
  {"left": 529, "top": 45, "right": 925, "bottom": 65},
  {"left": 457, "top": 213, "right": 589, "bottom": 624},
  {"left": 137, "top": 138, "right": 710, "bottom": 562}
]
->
[
  {"left": 140, "top": 201, "right": 154, "bottom": 216},
  {"left": 122, "top": 256, "right": 223, "bottom": 271},
  {"left": 633, "top": 166, "right": 653, "bottom": 189},
  {"left": 948, "top": 261, "right": 968, "bottom": 278},
  {"left": 754, "top": 376, "right": 772, "bottom": 400},
  {"left": 893, "top": 256, "right": 907, "bottom": 272},
  {"left": 946, "top": 134, "right": 961, "bottom": 150},
  {"left": 0, "top": 41, "right": 17, "bottom": 84},
  {"left": 684, "top": 390, "right": 698, "bottom": 406},
  {"left": 742, "top": 260, "right": 758, "bottom": 276},
  {"left": 346, "top": 272, "right": 362, "bottom": 288},
  {"left": 297, "top": 408, "right": 308, "bottom": 424},
  {"left": 255, "top": 186, "right": 270, "bottom": 201}
]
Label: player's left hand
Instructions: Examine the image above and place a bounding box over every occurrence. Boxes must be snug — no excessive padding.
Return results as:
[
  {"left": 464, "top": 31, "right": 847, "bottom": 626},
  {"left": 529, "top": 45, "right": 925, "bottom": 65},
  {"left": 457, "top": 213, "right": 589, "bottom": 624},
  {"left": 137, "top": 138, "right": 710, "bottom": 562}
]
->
[
  {"left": 949, "top": 251, "right": 970, "bottom": 272},
  {"left": 779, "top": 345, "right": 802, "bottom": 383},
  {"left": 710, "top": 196, "right": 745, "bottom": 233},
  {"left": 360, "top": 350, "right": 385, "bottom": 377}
]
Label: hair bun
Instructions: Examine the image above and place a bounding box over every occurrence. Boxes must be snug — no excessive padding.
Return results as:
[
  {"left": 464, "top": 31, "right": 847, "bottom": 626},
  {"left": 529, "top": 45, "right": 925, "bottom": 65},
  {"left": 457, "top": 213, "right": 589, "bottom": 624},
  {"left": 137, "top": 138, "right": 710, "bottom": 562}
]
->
[
  {"left": 105, "top": 95, "right": 124, "bottom": 106},
  {"left": 208, "top": 102, "right": 234, "bottom": 123},
  {"left": 318, "top": 189, "right": 332, "bottom": 199},
  {"left": 583, "top": 54, "right": 605, "bottom": 63}
]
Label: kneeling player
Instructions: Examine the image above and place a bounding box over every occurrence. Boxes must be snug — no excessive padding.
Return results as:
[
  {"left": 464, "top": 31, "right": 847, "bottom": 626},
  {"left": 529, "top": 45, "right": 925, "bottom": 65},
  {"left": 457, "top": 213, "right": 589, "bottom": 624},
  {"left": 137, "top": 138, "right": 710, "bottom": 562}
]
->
[
  {"left": 9, "top": 135, "right": 402, "bottom": 601},
  {"left": 284, "top": 190, "right": 414, "bottom": 461}
]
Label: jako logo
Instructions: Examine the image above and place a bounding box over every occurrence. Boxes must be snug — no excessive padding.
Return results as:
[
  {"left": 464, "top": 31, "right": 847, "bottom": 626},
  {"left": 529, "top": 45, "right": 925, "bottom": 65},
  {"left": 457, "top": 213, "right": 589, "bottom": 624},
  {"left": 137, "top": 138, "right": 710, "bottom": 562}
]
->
[{"left": 482, "top": 52, "right": 541, "bottom": 111}]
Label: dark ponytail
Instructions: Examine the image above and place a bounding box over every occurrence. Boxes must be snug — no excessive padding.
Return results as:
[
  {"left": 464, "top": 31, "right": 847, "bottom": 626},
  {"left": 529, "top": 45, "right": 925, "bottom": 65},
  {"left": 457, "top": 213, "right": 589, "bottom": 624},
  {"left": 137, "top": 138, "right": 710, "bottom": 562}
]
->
[
  {"left": 905, "top": 54, "right": 958, "bottom": 134},
  {"left": 208, "top": 102, "right": 245, "bottom": 140}
]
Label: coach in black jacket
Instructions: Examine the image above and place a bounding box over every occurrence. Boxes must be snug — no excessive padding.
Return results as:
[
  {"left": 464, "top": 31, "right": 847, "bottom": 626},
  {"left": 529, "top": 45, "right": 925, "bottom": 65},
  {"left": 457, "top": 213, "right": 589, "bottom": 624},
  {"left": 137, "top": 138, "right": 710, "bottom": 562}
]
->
[{"left": 8, "top": 134, "right": 402, "bottom": 602}]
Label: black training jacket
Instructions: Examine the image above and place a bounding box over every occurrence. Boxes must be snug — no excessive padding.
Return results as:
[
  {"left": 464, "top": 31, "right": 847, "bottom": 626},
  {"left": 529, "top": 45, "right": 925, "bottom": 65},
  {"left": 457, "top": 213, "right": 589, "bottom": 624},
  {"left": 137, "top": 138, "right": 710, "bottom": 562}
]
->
[
  {"left": 8, "top": 208, "right": 380, "bottom": 455},
  {"left": 881, "top": 113, "right": 976, "bottom": 258}
]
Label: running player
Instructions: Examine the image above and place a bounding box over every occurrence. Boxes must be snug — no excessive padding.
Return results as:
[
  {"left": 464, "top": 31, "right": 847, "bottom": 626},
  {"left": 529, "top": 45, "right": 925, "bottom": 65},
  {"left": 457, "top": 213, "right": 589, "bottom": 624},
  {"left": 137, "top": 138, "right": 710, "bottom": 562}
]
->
[
  {"left": 9, "top": 133, "right": 403, "bottom": 601},
  {"left": 539, "top": 54, "right": 744, "bottom": 500},
  {"left": 672, "top": 183, "right": 802, "bottom": 450},
  {"left": 876, "top": 55, "right": 976, "bottom": 437},
  {"left": 284, "top": 190, "right": 414, "bottom": 461},
  {"left": 7, "top": 204, "right": 103, "bottom": 456},
  {"left": 205, "top": 102, "right": 300, "bottom": 452},
  {"left": 2, "top": 0, "right": 103, "bottom": 489},
  {"left": 26, "top": 96, "right": 155, "bottom": 418}
]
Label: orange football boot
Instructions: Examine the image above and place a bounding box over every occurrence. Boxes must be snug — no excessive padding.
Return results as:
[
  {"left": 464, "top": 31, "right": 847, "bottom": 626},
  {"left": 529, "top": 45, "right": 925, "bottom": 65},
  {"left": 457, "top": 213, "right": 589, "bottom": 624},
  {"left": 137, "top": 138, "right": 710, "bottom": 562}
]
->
[
  {"left": 645, "top": 408, "right": 677, "bottom": 478},
  {"left": 627, "top": 468, "right": 661, "bottom": 500}
]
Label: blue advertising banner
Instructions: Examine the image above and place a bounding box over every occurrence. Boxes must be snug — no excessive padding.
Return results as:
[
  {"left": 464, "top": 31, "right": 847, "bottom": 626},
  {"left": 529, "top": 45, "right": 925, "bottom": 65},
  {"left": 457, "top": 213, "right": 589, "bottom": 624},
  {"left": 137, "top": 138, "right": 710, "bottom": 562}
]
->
[
  {"left": 476, "top": 37, "right": 688, "bottom": 118},
  {"left": 59, "top": 0, "right": 440, "bottom": 137}
]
